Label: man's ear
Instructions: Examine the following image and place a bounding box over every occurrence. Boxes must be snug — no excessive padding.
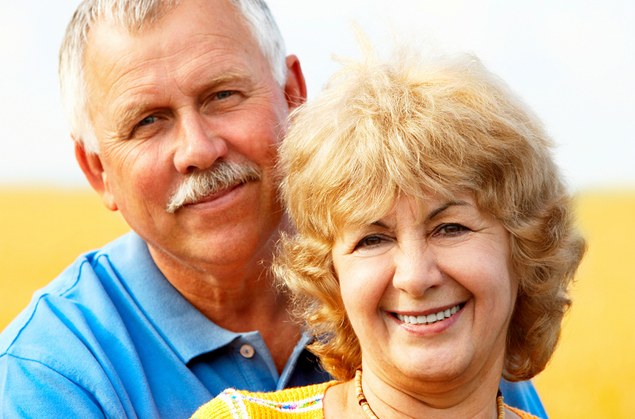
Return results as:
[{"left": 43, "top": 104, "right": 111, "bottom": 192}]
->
[
  {"left": 283, "top": 55, "right": 307, "bottom": 111},
  {"left": 74, "top": 140, "right": 118, "bottom": 211}
]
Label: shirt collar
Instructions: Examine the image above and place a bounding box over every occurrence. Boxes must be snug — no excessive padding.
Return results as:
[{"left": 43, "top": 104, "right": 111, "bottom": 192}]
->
[{"left": 104, "top": 232, "right": 242, "bottom": 363}]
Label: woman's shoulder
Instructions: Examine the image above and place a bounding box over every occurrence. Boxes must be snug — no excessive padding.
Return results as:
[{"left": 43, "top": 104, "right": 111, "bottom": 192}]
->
[
  {"left": 506, "top": 404, "right": 542, "bottom": 419},
  {"left": 190, "top": 381, "right": 339, "bottom": 419}
]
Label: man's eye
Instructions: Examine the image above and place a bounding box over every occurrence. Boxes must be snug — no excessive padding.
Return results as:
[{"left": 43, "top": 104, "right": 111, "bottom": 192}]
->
[
  {"left": 215, "top": 91, "right": 235, "bottom": 100},
  {"left": 137, "top": 115, "right": 157, "bottom": 127}
]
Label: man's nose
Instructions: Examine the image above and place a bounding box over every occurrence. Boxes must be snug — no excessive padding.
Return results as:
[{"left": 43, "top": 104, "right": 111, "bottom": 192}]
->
[
  {"left": 392, "top": 242, "right": 443, "bottom": 297},
  {"left": 173, "top": 113, "right": 227, "bottom": 174}
]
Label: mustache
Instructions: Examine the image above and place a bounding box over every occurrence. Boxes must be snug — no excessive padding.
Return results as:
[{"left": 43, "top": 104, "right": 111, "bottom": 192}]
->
[{"left": 166, "top": 161, "right": 261, "bottom": 213}]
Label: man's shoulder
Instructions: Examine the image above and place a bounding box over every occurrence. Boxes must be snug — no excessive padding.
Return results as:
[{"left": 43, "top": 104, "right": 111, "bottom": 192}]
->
[
  {"left": 0, "top": 232, "right": 165, "bottom": 417},
  {"left": 0, "top": 233, "right": 139, "bottom": 358},
  {"left": 0, "top": 232, "right": 220, "bottom": 418}
]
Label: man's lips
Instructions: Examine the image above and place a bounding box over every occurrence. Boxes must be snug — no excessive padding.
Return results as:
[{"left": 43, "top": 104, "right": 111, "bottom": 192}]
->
[
  {"left": 392, "top": 302, "right": 466, "bottom": 326},
  {"left": 183, "top": 182, "right": 244, "bottom": 207}
]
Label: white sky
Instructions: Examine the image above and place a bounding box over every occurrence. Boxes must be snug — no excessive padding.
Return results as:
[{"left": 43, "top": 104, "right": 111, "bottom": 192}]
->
[{"left": 1, "top": 0, "right": 633, "bottom": 191}]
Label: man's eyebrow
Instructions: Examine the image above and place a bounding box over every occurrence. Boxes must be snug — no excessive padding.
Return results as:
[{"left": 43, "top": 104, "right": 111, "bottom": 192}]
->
[
  {"left": 112, "top": 102, "right": 152, "bottom": 137},
  {"left": 203, "top": 70, "right": 252, "bottom": 88},
  {"left": 427, "top": 200, "right": 470, "bottom": 221},
  {"left": 194, "top": 70, "right": 254, "bottom": 101}
]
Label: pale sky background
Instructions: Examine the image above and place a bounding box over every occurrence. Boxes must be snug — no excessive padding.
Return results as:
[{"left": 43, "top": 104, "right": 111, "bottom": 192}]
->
[{"left": 0, "top": 0, "right": 633, "bottom": 191}]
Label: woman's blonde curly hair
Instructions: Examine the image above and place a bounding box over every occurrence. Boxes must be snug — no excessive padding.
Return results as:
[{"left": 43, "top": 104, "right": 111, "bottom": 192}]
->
[{"left": 274, "top": 40, "right": 586, "bottom": 382}]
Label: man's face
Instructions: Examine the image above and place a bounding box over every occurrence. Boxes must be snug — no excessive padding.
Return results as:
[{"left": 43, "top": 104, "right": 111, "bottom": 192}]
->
[{"left": 80, "top": 0, "right": 304, "bottom": 277}]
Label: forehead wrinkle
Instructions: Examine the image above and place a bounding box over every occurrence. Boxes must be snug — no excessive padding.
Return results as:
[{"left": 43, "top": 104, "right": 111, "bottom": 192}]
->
[
  {"left": 104, "top": 71, "right": 169, "bottom": 124},
  {"left": 158, "top": 28, "right": 256, "bottom": 67},
  {"left": 105, "top": 51, "right": 171, "bottom": 95},
  {"left": 86, "top": 51, "right": 166, "bottom": 123},
  {"left": 85, "top": 23, "right": 157, "bottom": 91}
]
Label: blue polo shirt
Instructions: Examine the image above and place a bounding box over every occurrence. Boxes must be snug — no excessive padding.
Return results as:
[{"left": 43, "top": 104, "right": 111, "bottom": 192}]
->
[{"left": 0, "top": 232, "right": 547, "bottom": 418}]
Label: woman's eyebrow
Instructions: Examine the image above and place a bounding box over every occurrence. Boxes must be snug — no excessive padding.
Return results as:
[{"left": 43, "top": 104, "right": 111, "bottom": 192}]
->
[
  {"left": 427, "top": 200, "right": 470, "bottom": 221},
  {"left": 370, "top": 220, "right": 389, "bottom": 229}
]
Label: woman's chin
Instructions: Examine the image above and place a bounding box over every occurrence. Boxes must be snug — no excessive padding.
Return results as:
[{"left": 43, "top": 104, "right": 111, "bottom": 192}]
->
[{"left": 397, "top": 359, "right": 468, "bottom": 387}]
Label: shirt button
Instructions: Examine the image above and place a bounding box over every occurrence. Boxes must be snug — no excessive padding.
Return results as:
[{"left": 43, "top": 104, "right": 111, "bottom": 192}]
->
[{"left": 240, "top": 344, "right": 255, "bottom": 359}]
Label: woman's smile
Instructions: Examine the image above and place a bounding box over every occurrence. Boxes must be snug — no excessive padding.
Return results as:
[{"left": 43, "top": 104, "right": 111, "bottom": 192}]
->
[{"left": 392, "top": 302, "right": 466, "bottom": 326}]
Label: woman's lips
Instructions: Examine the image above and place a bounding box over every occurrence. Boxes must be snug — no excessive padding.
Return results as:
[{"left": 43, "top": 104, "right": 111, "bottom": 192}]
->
[{"left": 393, "top": 302, "right": 466, "bottom": 326}]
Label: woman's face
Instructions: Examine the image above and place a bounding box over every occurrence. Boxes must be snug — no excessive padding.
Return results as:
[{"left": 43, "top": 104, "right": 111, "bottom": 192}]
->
[{"left": 331, "top": 193, "right": 518, "bottom": 391}]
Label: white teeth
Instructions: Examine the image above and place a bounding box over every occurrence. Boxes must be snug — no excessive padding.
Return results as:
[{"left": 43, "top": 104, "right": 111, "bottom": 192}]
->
[{"left": 395, "top": 304, "right": 462, "bottom": 325}]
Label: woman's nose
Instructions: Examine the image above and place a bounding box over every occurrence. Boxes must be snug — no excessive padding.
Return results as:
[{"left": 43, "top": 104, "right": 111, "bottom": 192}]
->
[{"left": 392, "top": 243, "right": 443, "bottom": 297}]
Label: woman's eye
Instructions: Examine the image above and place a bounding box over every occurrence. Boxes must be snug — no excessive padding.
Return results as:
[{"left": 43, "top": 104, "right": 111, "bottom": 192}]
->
[
  {"left": 215, "top": 91, "right": 235, "bottom": 100},
  {"left": 355, "top": 235, "right": 385, "bottom": 249},
  {"left": 436, "top": 223, "right": 468, "bottom": 236}
]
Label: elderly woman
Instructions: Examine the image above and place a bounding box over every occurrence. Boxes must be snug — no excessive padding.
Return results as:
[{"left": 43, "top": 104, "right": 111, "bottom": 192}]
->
[{"left": 191, "top": 44, "right": 586, "bottom": 419}]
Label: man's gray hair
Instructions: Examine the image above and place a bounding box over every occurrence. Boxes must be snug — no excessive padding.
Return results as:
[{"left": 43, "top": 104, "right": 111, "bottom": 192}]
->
[{"left": 59, "top": 0, "right": 287, "bottom": 154}]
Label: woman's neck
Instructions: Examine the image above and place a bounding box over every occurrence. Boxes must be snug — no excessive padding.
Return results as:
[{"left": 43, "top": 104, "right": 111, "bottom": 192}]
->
[{"left": 324, "top": 367, "right": 517, "bottom": 419}]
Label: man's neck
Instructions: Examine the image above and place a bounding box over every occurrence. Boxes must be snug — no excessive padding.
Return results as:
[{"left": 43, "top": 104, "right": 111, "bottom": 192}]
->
[{"left": 148, "top": 243, "right": 302, "bottom": 374}]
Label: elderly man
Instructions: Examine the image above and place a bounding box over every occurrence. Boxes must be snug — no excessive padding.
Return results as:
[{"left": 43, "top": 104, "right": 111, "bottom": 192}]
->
[{"left": 0, "top": 0, "right": 548, "bottom": 418}]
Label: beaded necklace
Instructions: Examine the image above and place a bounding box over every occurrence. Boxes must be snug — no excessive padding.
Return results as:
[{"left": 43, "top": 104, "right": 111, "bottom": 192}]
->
[{"left": 354, "top": 369, "right": 505, "bottom": 419}]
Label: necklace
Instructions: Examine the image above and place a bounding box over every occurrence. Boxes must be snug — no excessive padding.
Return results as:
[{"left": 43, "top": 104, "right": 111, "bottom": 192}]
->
[{"left": 354, "top": 369, "right": 505, "bottom": 419}]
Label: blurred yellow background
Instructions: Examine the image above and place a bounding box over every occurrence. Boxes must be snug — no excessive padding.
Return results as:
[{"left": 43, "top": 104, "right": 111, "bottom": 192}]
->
[{"left": 1, "top": 187, "right": 634, "bottom": 418}]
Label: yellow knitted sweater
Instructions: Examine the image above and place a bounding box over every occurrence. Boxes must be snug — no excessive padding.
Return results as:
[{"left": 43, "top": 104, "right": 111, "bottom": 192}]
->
[
  {"left": 190, "top": 382, "right": 337, "bottom": 419},
  {"left": 190, "top": 382, "right": 540, "bottom": 419}
]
